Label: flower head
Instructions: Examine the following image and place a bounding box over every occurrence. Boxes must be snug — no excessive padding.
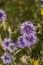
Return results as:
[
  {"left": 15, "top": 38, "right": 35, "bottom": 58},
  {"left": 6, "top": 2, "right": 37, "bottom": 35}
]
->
[
  {"left": 30, "top": 58, "right": 39, "bottom": 65},
  {"left": 0, "top": 9, "right": 6, "bottom": 22},
  {"left": 23, "top": 34, "right": 37, "bottom": 46},
  {"left": 17, "top": 34, "right": 37, "bottom": 48},
  {"left": 2, "top": 37, "right": 13, "bottom": 50},
  {"left": 20, "top": 21, "right": 36, "bottom": 36},
  {"left": 17, "top": 36, "right": 27, "bottom": 48},
  {"left": 2, "top": 37, "right": 17, "bottom": 53},
  {"left": 1, "top": 52, "right": 11, "bottom": 64},
  {"left": 41, "top": 9, "right": 43, "bottom": 15}
]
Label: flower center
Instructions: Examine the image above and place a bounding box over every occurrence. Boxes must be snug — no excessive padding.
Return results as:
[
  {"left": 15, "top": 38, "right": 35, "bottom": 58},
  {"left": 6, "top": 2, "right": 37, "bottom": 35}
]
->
[
  {"left": 0, "top": 13, "right": 2, "bottom": 18},
  {"left": 5, "top": 42, "right": 9, "bottom": 46},
  {"left": 5, "top": 56, "right": 9, "bottom": 60}
]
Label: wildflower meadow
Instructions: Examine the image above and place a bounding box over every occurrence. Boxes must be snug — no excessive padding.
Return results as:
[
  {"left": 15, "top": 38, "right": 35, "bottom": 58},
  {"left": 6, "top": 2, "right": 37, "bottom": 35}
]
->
[{"left": 0, "top": 0, "right": 43, "bottom": 65}]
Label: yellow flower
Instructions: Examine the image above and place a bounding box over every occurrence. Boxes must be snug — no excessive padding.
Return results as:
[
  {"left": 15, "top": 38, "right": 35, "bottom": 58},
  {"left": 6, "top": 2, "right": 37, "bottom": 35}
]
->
[
  {"left": 41, "top": 9, "right": 43, "bottom": 15},
  {"left": 30, "top": 58, "right": 39, "bottom": 65},
  {"left": 33, "top": 59, "right": 39, "bottom": 65},
  {"left": 30, "top": 57, "right": 34, "bottom": 63},
  {"left": 42, "top": 21, "right": 43, "bottom": 24}
]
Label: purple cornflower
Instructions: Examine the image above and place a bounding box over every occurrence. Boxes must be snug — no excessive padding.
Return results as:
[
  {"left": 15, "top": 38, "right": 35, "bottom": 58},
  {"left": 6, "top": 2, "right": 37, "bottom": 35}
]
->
[
  {"left": 1, "top": 52, "right": 11, "bottom": 64},
  {"left": 17, "top": 35, "right": 37, "bottom": 48},
  {"left": 20, "top": 21, "right": 36, "bottom": 36},
  {"left": 0, "top": 9, "right": 6, "bottom": 22},
  {"left": 17, "top": 36, "right": 27, "bottom": 48},
  {"left": 2, "top": 37, "right": 17, "bottom": 53},
  {"left": 2, "top": 38, "right": 13, "bottom": 50},
  {"left": 23, "top": 34, "right": 37, "bottom": 46}
]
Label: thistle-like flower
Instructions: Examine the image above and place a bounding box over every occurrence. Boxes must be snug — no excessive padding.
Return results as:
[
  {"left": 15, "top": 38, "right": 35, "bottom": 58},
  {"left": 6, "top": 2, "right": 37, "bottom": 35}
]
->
[
  {"left": 0, "top": 9, "right": 6, "bottom": 22},
  {"left": 1, "top": 52, "right": 11, "bottom": 64},
  {"left": 23, "top": 34, "right": 37, "bottom": 46},
  {"left": 17, "top": 36, "right": 26, "bottom": 48},
  {"left": 2, "top": 38, "right": 13, "bottom": 50},
  {"left": 17, "top": 34, "right": 37, "bottom": 48},
  {"left": 2, "top": 37, "right": 17, "bottom": 53},
  {"left": 20, "top": 21, "right": 36, "bottom": 36}
]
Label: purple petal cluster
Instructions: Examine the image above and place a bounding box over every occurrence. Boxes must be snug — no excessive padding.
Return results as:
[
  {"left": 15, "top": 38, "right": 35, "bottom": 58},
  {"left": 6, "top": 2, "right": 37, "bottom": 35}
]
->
[
  {"left": 17, "top": 36, "right": 27, "bottom": 48},
  {"left": 2, "top": 37, "right": 17, "bottom": 53},
  {"left": 1, "top": 52, "right": 11, "bottom": 64},
  {"left": 0, "top": 9, "right": 6, "bottom": 22},
  {"left": 17, "top": 21, "right": 37, "bottom": 48},
  {"left": 1, "top": 37, "right": 17, "bottom": 64},
  {"left": 20, "top": 21, "right": 36, "bottom": 36},
  {"left": 23, "top": 34, "right": 37, "bottom": 46}
]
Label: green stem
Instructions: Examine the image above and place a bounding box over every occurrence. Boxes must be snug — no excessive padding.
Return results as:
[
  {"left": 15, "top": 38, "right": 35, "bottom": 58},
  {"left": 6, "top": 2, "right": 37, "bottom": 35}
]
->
[
  {"left": 14, "top": 49, "right": 22, "bottom": 56},
  {"left": 28, "top": 46, "right": 32, "bottom": 52}
]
